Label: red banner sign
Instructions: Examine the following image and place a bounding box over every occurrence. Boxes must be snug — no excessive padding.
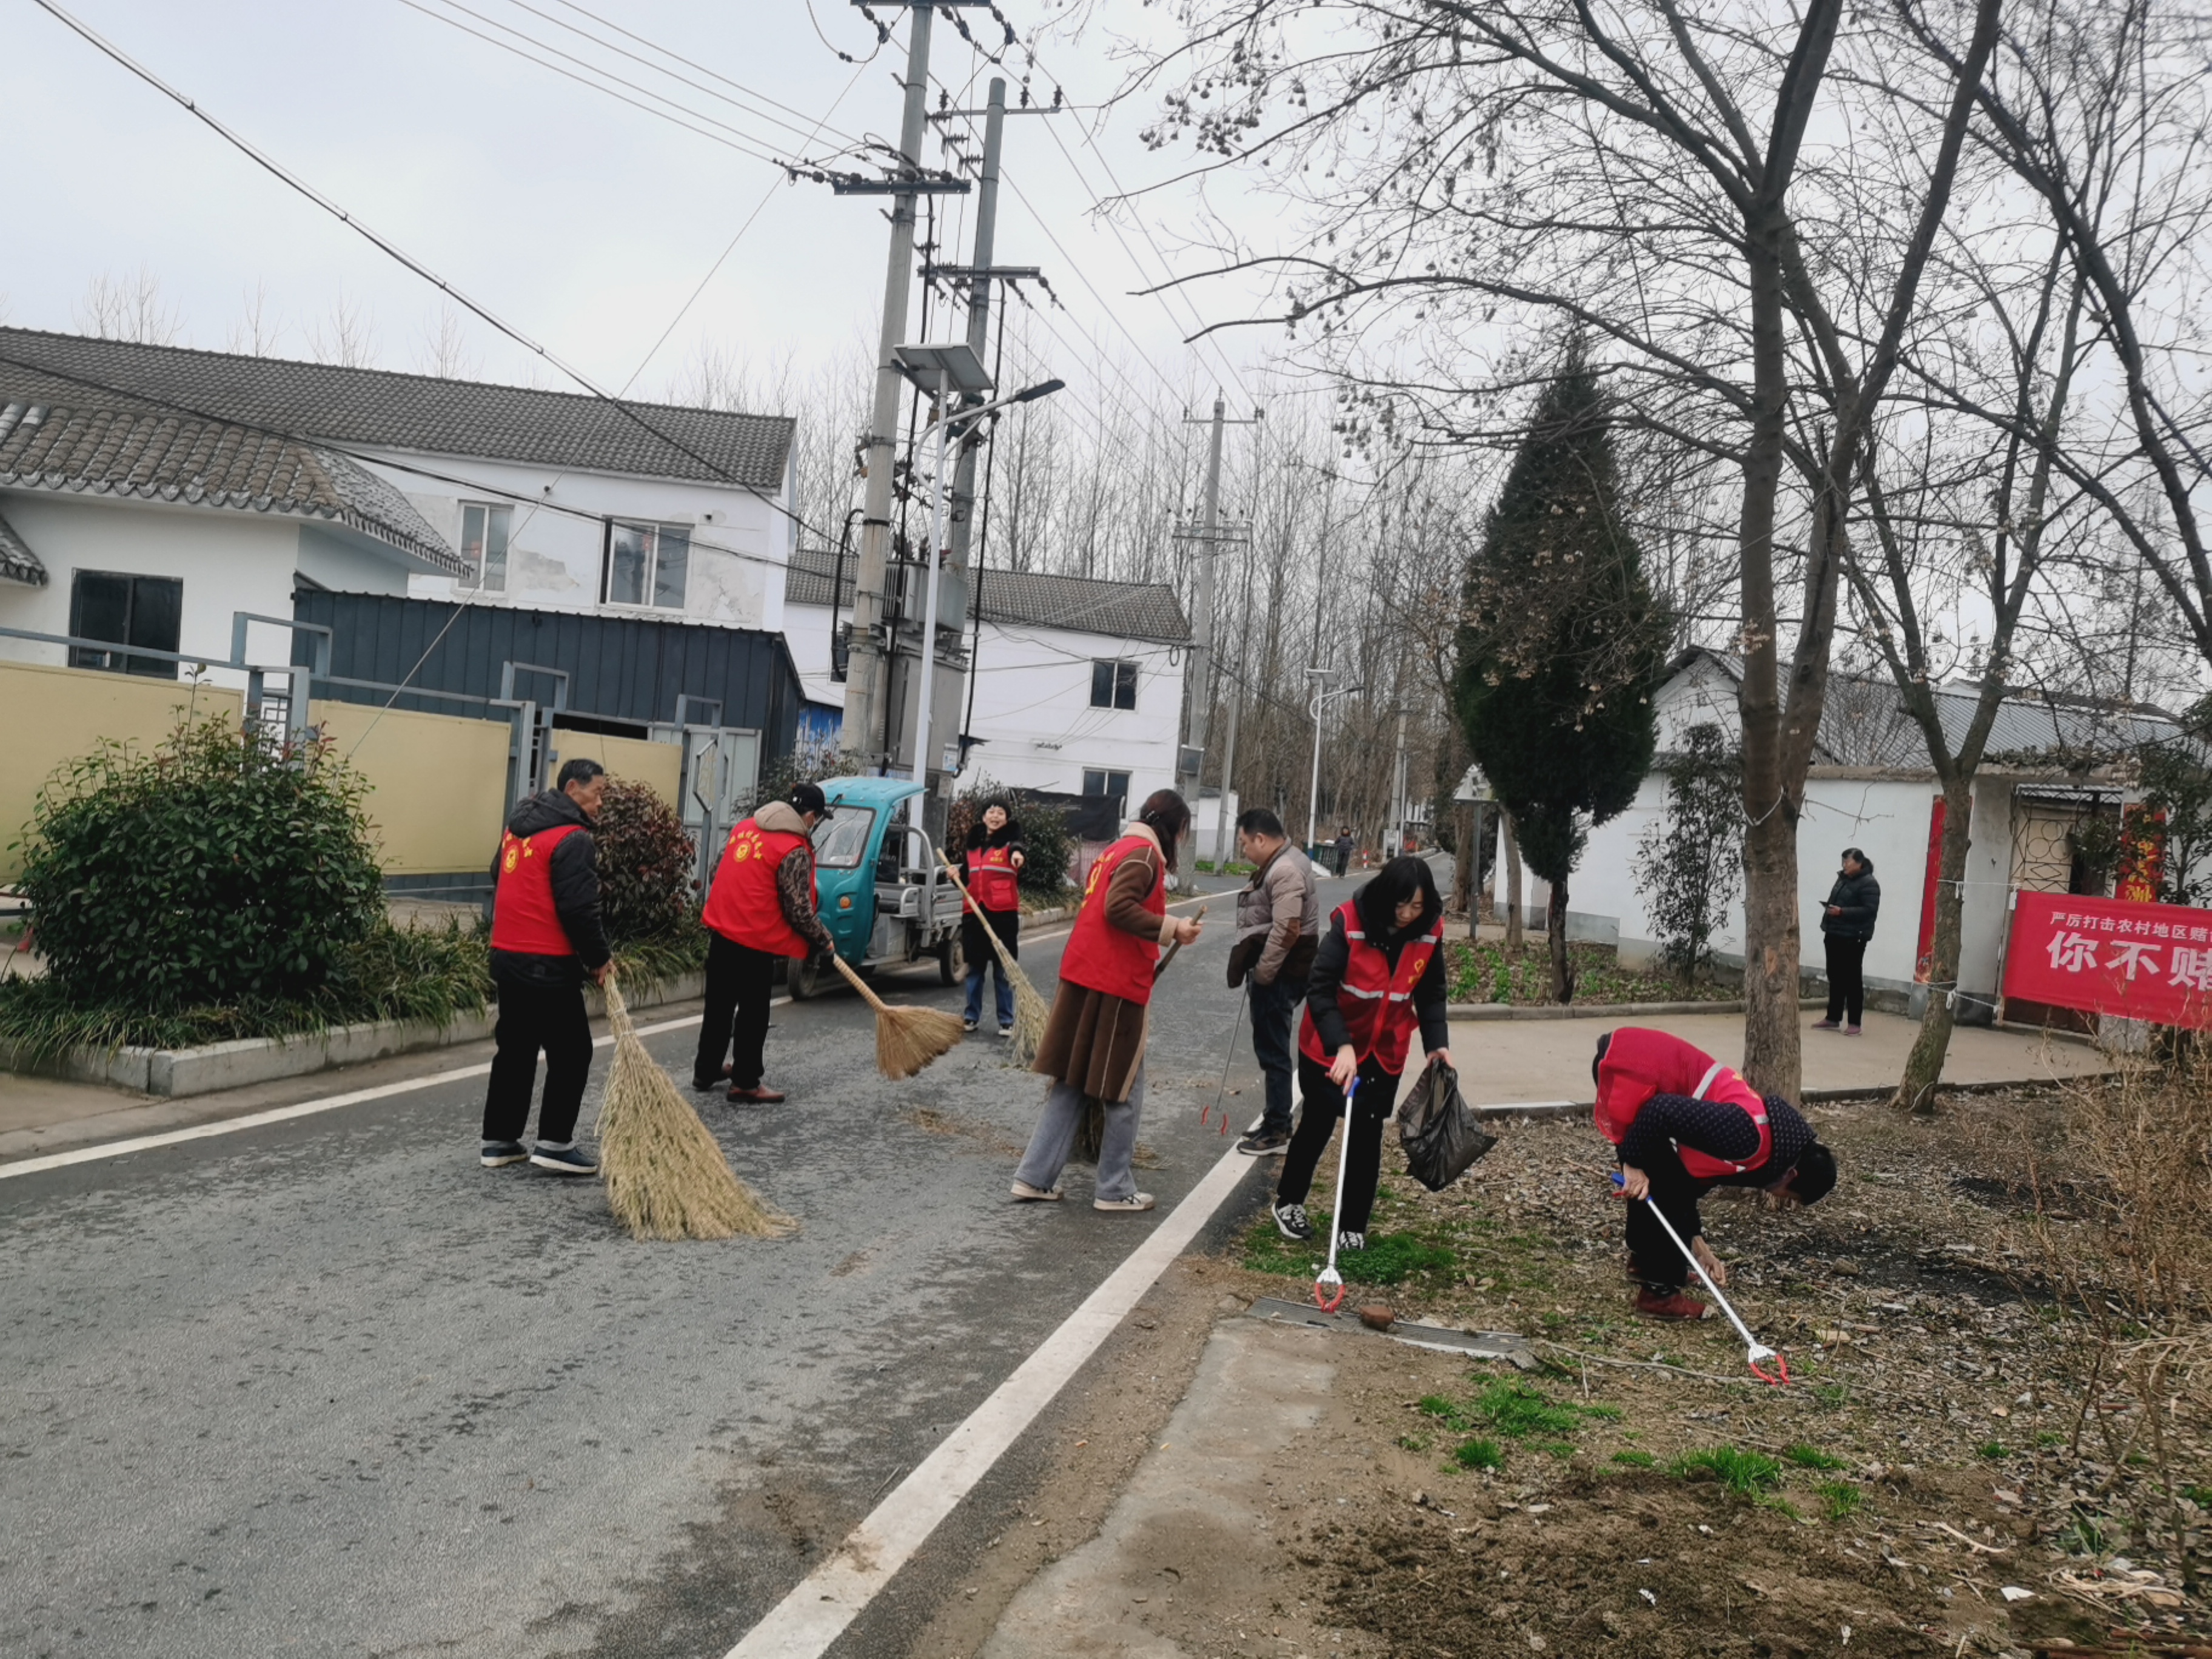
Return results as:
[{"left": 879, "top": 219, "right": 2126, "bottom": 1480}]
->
[{"left": 2002, "top": 890, "right": 2212, "bottom": 1028}]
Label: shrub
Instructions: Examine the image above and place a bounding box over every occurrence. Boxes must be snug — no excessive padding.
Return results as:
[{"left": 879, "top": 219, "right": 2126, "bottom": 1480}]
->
[
  {"left": 592, "top": 779, "right": 697, "bottom": 945},
  {"left": 948, "top": 774, "right": 1075, "bottom": 899},
  {"left": 16, "top": 716, "right": 382, "bottom": 1010}
]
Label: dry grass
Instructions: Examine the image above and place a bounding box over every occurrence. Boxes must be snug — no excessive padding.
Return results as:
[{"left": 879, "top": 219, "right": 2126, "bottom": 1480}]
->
[{"left": 596, "top": 976, "right": 793, "bottom": 1242}]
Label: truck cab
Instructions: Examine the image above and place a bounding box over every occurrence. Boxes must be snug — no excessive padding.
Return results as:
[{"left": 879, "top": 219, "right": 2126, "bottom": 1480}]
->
[{"left": 788, "top": 776, "right": 966, "bottom": 999}]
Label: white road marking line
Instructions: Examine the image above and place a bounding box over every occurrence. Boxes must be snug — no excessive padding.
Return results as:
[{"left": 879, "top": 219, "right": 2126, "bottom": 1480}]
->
[
  {"left": 0, "top": 1007, "right": 719, "bottom": 1181},
  {"left": 723, "top": 1140, "right": 1261, "bottom": 1659}
]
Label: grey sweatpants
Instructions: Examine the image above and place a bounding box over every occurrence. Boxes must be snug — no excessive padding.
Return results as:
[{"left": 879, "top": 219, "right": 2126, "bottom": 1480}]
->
[{"left": 1014, "top": 1065, "right": 1147, "bottom": 1202}]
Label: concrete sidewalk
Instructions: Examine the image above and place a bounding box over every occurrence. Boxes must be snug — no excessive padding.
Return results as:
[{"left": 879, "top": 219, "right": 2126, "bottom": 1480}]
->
[{"left": 1449, "top": 1007, "right": 2108, "bottom": 1108}]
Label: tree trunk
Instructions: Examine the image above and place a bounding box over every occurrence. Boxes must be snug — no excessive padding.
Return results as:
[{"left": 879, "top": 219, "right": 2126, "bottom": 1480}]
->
[
  {"left": 1894, "top": 781, "right": 1972, "bottom": 1114},
  {"left": 1452, "top": 802, "right": 1475, "bottom": 916},
  {"left": 1502, "top": 811, "right": 1524, "bottom": 953},
  {"left": 1547, "top": 874, "right": 1576, "bottom": 1004}
]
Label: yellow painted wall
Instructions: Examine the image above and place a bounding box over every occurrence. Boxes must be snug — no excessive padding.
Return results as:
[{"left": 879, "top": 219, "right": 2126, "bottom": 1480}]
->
[
  {"left": 551, "top": 729, "right": 683, "bottom": 805},
  {"left": 309, "top": 700, "right": 512, "bottom": 876},
  {"left": 0, "top": 661, "right": 245, "bottom": 883}
]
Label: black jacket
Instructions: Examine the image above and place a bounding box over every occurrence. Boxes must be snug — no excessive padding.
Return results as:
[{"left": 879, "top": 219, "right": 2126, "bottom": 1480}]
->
[
  {"left": 960, "top": 817, "right": 1027, "bottom": 965},
  {"left": 489, "top": 789, "right": 612, "bottom": 986},
  {"left": 1305, "top": 906, "right": 1450, "bottom": 1067},
  {"left": 1819, "top": 861, "right": 1881, "bottom": 940}
]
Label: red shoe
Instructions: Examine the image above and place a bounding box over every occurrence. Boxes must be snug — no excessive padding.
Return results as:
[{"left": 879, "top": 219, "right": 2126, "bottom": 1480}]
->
[
  {"left": 726, "top": 1083, "right": 787, "bottom": 1104},
  {"left": 1634, "top": 1289, "right": 1714, "bottom": 1321}
]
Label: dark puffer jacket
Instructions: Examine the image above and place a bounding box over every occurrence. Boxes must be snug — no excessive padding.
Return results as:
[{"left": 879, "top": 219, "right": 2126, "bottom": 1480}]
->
[
  {"left": 960, "top": 816, "right": 1027, "bottom": 968},
  {"left": 1818, "top": 859, "right": 1882, "bottom": 940},
  {"left": 489, "top": 788, "right": 612, "bottom": 987}
]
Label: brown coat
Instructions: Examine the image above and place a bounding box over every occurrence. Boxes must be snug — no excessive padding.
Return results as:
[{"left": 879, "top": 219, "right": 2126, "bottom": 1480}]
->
[{"left": 1033, "top": 826, "right": 1180, "bottom": 1102}]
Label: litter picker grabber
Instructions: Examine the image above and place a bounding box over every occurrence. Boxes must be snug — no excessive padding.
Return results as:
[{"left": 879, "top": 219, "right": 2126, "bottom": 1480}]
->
[
  {"left": 1199, "top": 976, "right": 1251, "bottom": 1137},
  {"left": 1313, "top": 1075, "right": 1362, "bottom": 1312},
  {"left": 1615, "top": 1173, "right": 1789, "bottom": 1384}
]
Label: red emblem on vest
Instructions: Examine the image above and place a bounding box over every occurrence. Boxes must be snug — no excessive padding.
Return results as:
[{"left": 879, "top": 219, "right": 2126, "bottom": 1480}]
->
[
  {"left": 703, "top": 817, "right": 816, "bottom": 958},
  {"left": 1298, "top": 899, "right": 1441, "bottom": 1074},
  {"left": 965, "top": 843, "right": 1020, "bottom": 911},
  {"left": 490, "top": 825, "right": 585, "bottom": 956},
  {"left": 1059, "top": 834, "right": 1164, "bottom": 1004}
]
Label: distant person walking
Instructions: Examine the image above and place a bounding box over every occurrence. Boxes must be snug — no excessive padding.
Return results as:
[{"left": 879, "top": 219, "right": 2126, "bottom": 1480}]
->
[
  {"left": 960, "top": 800, "right": 1027, "bottom": 1037},
  {"left": 1814, "top": 848, "right": 1880, "bottom": 1034},
  {"left": 481, "top": 759, "right": 613, "bottom": 1174},
  {"left": 1012, "top": 790, "right": 1203, "bottom": 1213},
  {"left": 1332, "top": 828, "right": 1355, "bottom": 877},
  {"left": 694, "top": 783, "right": 837, "bottom": 1102},
  {"left": 1229, "top": 808, "right": 1319, "bottom": 1157},
  {"left": 1272, "top": 856, "right": 1452, "bottom": 1253}
]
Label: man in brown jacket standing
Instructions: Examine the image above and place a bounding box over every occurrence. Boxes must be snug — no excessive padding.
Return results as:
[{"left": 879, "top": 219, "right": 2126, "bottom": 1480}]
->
[{"left": 1231, "top": 808, "right": 1320, "bottom": 1156}]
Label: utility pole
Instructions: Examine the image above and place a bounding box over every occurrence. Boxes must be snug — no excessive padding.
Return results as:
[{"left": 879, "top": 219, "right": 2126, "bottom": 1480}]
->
[
  {"left": 943, "top": 79, "right": 1007, "bottom": 580},
  {"left": 1208, "top": 664, "right": 1242, "bottom": 869},
  {"left": 1175, "top": 401, "right": 1259, "bottom": 819},
  {"left": 1390, "top": 708, "right": 1409, "bottom": 856}
]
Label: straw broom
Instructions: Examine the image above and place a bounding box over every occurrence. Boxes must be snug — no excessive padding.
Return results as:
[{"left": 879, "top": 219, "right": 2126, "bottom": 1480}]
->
[
  {"left": 596, "top": 974, "right": 793, "bottom": 1242},
  {"left": 936, "top": 850, "right": 1048, "bottom": 1065},
  {"left": 827, "top": 954, "right": 965, "bottom": 1079}
]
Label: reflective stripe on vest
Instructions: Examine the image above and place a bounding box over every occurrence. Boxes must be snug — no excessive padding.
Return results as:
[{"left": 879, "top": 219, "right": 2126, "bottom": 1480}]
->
[
  {"left": 966, "top": 844, "right": 1020, "bottom": 912},
  {"left": 1676, "top": 1063, "right": 1774, "bottom": 1178},
  {"left": 702, "top": 817, "right": 816, "bottom": 958},
  {"left": 1058, "top": 834, "right": 1164, "bottom": 1004},
  {"left": 1298, "top": 900, "right": 1441, "bottom": 1076},
  {"left": 489, "top": 824, "right": 585, "bottom": 956}
]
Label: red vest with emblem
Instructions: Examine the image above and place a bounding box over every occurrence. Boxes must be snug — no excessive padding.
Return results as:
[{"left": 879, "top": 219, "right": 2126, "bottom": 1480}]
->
[
  {"left": 965, "top": 842, "right": 1021, "bottom": 911},
  {"left": 1058, "top": 834, "right": 1165, "bottom": 1003},
  {"left": 702, "top": 817, "right": 816, "bottom": 957},
  {"left": 490, "top": 825, "right": 585, "bottom": 956},
  {"left": 1594, "top": 1026, "right": 1774, "bottom": 1178},
  {"left": 1298, "top": 899, "right": 1443, "bottom": 1075}
]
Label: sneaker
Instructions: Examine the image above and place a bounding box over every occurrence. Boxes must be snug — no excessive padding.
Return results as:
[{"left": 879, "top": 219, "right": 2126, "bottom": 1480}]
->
[
  {"left": 1237, "top": 1127, "right": 1292, "bottom": 1158},
  {"left": 1093, "top": 1192, "right": 1157, "bottom": 1213},
  {"left": 1338, "top": 1230, "right": 1367, "bottom": 1253},
  {"left": 1811, "top": 1019, "right": 1841, "bottom": 1031},
  {"left": 1633, "top": 1288, "right": 1713, "bottom": 1321},
  {"left": 529, "top": 1143, "right": 598, "bottom": 1175},
  {"left": 1843, "top": 1024, "right": 1863, "bottom": 1036},
  {"left": 1010, "top": 1179, "right": 1065, "bottom": 1202},
  {"left": 726, "top": 1084, "right": 787, "bottom": 1104},
  {"left": 962, "top": 1017, "right": 980, "bottom": 1033},
  {"left": 1273, "top": 1201, "right": 1313, "bottom": 1242},
  {"left": 480, "top": 1140, "right": 528, "bottom": 1168},
  {"left": 997, "top": 1025, "right": 1015, "bottom": 1040}
]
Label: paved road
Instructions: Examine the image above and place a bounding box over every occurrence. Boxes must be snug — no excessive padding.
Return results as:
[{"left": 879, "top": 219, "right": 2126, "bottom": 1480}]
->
[{"left": 2, "top": 866, "right": 1371, "bottom": 1658}]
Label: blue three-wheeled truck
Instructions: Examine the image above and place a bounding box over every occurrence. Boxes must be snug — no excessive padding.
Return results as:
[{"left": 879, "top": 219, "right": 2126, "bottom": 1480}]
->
[{"left": 784, "top": 776, "right": 967, "bottom": 1000}]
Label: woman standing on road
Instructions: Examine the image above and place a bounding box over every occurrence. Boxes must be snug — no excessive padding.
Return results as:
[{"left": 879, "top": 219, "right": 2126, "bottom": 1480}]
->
[
  {"left": 1010, "top": 789, "right": 1203, "bottom": 1213},
  {"left": 960, "top": 799, "right": 1027, "bottom": 1037},
  {"left": 1814, "top": 848, "right": 1880, "bottom": 1035},
  {"left": 1272, "top": 856, "right": 1453, "bottom": 1253}
]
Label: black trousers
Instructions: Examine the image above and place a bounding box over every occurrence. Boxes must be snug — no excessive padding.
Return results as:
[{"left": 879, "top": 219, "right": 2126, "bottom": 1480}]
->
[
  {"left": 483, "top": 968, "right": 593, "bottom": 1145},
  {"left": 1624, "top": 1144, "right": 1712, "bottom": 1293},
  {"left": 694, "top": 931, "right": 780, "bottom": 1089},
  {"left": 1276, "top": 1053, "right": 1402, "bottom": 1233},
  {"left": 1824, "top": 934, "right": 1868, "bottom": 1025}
]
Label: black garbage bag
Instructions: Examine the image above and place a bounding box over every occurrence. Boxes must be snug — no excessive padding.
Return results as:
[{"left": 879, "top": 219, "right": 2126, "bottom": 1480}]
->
[{"left": 1397, "top": 1057, "right": 1496, "bottom": 1191}]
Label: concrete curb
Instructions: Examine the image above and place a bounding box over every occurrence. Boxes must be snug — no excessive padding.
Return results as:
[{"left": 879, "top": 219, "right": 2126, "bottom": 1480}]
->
[
  {"left": 3, "top": 971, "right": 708, "bottom": 1101},
  {"left": 1447, "top": 996, "right": 1829, "bottom": 1021},
  {"left": 1470, "top": 1070, "right": 2125, "bottom": 1120}
]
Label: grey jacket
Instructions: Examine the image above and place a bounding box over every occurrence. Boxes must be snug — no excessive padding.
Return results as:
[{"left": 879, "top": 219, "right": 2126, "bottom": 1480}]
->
[{"left": 1235, "top": 842, "right": 1319, "bottom": 986}]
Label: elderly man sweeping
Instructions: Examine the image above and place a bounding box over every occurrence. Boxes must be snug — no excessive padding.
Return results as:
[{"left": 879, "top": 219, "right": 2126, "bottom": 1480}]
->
[
  {"left": 1010, "top": 789, "right": 1202, "bottom": 1213},
  {"left": 1594, "top": 1027, "right": 1839, "bottom": 1321}
]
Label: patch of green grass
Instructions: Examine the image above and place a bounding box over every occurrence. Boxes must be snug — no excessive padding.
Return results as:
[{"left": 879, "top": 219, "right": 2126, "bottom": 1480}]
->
[
  {"left": 1452, "top": 1437, "right": 1505, "bottom": 1472},
  {"left": 1236, "top": 1218, "right": 1457, "bottom": 1285},
  {"left": 2037, "top": 1431, "right": 2067, "bottom": 1450},
  {"left": 1611, "top": 1450, "right": 1657, "bottom": 1469},
  {"left": 1976, "top": 1441, "right": 2012, "bottom": 1461},
  {"left": 1812, "top": 1384, "right": 1849, "bottom": 1413},
  {"left": 1418, "top": 1395, "right": 1472, "bottom": 1432},
  {"left": 1669, "top": 1447, "right": 1785, "bottom": 1495},
  {"left": 2058, "top": 1514, "right": 2110, "bottom": 1555},
  {"left": 1757, "top": 1496, "right": 1806, "bottom": 1522},
  {"left": 1396, "top": 1433, "right": 1433, "bottom": 1453},
  {"left": 1443, "top": 938, "right": 1736, "bottom": 1007},
  {"left": 1818, "top": 1481, "right": 1863, "bottom": 1521},
  {"left": 1472, "top": 1380, "right": 1587, "bottom": 1440},
  {"left": 2184, "top": 1485, "right": 2212, "bottom": 1509},
  {"left": 1783, "top": 1444, "right": 1848, "bottom": 1470}
]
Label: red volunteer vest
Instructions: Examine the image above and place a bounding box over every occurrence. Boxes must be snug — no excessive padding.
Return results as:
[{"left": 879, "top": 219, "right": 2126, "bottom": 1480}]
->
[
  {"left": 1059, "top": 834, "right": 1165, "bottom": 1004},
  {"left": 702, "top": 817, "right": 816, "bottom": 958},
  {"left": 490, "top": 825, "right": 584, "bottom": 956},
  {"left": 965, "top": 843, "right": 1020, "bottom": 911},
  {"left": 1298, "top": 900, "right": 1443, "bottom": 1076},
  {"left": 1594, "top": 1026, "right": 1774, "bottom": 1178}
]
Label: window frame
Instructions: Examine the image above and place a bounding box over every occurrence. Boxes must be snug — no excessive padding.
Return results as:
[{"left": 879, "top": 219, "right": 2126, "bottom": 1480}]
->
[
  {"left": 810, "top": 806, "right": 877, "bottom": 870},
  {"left": 1082, "top": 768, "right": 1132, "bottom": 805},
  {"left": 1088, "top": 657, "right": 1138, "bottom": 711},
  {"left": 69, "top": 570, "right": 183, "bottom": 679},
  {"left": 457, "top": 501, "right": 511, "bottom": 593},
  {"left": 600, "top": 518, "right": 692, "bottom": 611}
]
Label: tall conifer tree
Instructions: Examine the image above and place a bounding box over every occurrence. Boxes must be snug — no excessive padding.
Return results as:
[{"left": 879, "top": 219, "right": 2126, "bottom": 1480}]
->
[{"left": 1455, "top": 358, "right": 1669, "bottom": 1000}]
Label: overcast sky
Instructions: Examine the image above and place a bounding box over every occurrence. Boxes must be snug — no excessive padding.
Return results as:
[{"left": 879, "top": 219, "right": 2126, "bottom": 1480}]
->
[{"left": 0, "top": 0, "right": 1278, "bottom": 423}]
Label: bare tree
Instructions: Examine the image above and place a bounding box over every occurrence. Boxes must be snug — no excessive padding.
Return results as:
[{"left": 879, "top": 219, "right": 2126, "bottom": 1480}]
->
[
  {"left": 75, "top": 266, "right": 182, "bottom": 346},
  {"left": 417, "top": 303, "right": 480, "bottom": 380},
  {"left": 309, "top": 290, "right": 378, "bottom": 369},
  {"left": 224, "top": 282, "right": 284, "bottom": 357}
]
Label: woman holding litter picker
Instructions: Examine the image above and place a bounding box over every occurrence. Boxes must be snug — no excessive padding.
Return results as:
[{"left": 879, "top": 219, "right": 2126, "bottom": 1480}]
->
[
  {"left": 1272, "top": 856, "right": 1453, "bottom": 1253},
  {"left": 1592, "top": 1027, "right": 1838, "bottom": 1321},
  {"left": 960, "top": 799, "right": 1027, "bottom": 1037},
  {"left": 1011, "top": 789, "right": 1202, "bottom": 1213}
]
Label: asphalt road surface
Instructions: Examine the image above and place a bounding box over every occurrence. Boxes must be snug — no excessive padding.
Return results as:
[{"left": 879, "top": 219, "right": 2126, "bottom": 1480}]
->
[{"left": 2, "top": 863, "right": 1375, "bottom": 1658}]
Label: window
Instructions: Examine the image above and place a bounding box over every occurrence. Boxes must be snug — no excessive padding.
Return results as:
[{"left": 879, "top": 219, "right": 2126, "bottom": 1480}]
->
[
  {"left": 1090, "top": 658, "right": 1138, "bottom": 710},
  {"left": 458, "top": 503, "right": 510, "bottom": 592},
  {"left": 811, "top": 807, "right": 877, "bottom": 870},
  {"left": 603, "top": 520, "right": 691, "bottom": 609},
  {"left": 1082, "top": 769, "right": 1131, "bottom": 805},
  {"left": 69, "top": 571, "right": 181, "bottom": 678}
]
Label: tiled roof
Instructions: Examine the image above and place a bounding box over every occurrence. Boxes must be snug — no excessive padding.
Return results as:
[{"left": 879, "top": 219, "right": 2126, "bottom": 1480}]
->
[
  {"left": 0, "top": 506, "right": 45, "bottom": 586},
  {"left": 0, "top": 399, "right": 462, "bottom": 574},
  {"left": 785, "top": 546, "right": 1191, "bottom": 643},
  {"left": 0, "top": 327, "right": 794, "bottom": 489}
]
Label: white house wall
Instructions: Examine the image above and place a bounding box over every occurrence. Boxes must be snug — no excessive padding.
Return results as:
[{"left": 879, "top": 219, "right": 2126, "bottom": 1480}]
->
[
  {"left": 374, "top": 449, "right": 793, "bottom": 633},
  {"left": 297, "top": 525, "right": 414, "bottom": 597}
]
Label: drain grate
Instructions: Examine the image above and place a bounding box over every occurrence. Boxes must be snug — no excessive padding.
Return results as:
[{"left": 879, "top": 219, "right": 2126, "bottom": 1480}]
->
[{"left": 1242, "top": 1298, "right": 1537, "bottom": 1370}]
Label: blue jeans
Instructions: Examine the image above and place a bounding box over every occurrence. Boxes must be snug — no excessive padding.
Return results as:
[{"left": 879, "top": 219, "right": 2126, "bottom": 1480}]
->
[
  {"left": 965, "top": 959, "right": 1016, "bottom": 1028},
  {"left": 1247, "top": 972, "right": 1307, "bottom": 1136}
]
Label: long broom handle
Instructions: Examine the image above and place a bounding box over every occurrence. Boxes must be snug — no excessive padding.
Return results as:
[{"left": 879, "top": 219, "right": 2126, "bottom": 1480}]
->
[
  {"left": 828, "top": 951, "right": 893, "bottom": 1014},
  {"left": 936, "top": 851, "right": 1025, "bottom": 980}
]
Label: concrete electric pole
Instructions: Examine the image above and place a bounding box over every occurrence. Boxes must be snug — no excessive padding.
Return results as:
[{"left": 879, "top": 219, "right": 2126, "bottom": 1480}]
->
[{"left": 1174, "top": 401, "right": 1259, "bottom": 830}]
